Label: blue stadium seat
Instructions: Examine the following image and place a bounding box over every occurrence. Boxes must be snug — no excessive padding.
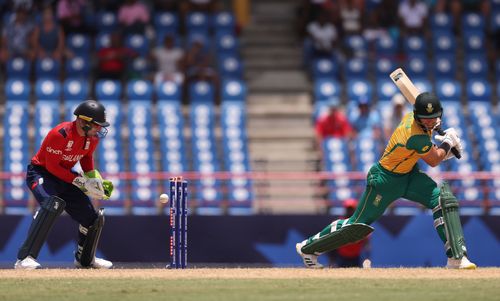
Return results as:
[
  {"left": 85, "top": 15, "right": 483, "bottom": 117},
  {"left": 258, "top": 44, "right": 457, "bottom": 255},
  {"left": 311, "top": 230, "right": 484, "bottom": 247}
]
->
[
  {"left": 405, "top": 54, "right": 428, "bottom": 78},
  {"left": 403, "top": 36, "right": 426, "bottom": 54},
  {"left": 353, "top": 137, "right": 380, "bottom": 173},
  {"left": 466, "top": 79, "right": 492, "bottom": 102},
  {"left": 346, "top": 79, "right": 373, "bottom": 101},
  {"left": 66, "top": 34, "right": 91, "bottom": 56},
  {"left": 186, "top": 12, "right": 211, "bottom": 35},
  {"left": 214, "top": 11, "right": 235, "bottom": 35},
  {"left": 186, "top": 31, "right": 211, "bottom": 51},
  {"left": 154, "top": 11, "right": 179, "bottom": 35},
  {"left": 431, "top": 13, "right": 453, "bottom": 32},
  {"left": 376, "top": 79, "right": 398, "bottom": 101},
  {"left": 6, "top": 57, "right": 31, "bottom": 79},
  {"left": 156, "top": 80, "right": 182, "bottom": 101},
  {"left": 189, "top": 81, "right": 215, "bottom": 103},
  {"left": 436, "top": 79, "right": 461, "bottom": 101},
  {"left": 432, "top": 32, "right": 456, "bottom": 54},
  {"left": 373, "top": 58, "right": 396, "bottom": 78},
  {"left": 314, "top": 79, "right": 342, "bottom": 101},
  {"left": 433, "top": 54, "right": 456, "bottom": 79},
  {"left": 95, "top": 32, "right": 110, "bottom": 50},
  {"left": 344, "top": 35, "right": 366, "bottom": 56},
  {"left": 129, "top": 57, "right": 150, "bottom": 77},
  {"left": 413, "top": 78, "right": 433, "bottom": 93},
  {"left": 125, "top": 34, "right": 149, "bottom": 57},
  {"left": 6, "top": 79, "right": 30, "bottom": 100},
  {"left": 491, "top": 10, "right": 500, "bottom": 32},
  {"left": 35, "top": 79, "right": 61, "bottom": 101},
  {"left": 375, "top": 36, "right": 397, "bottom": 56},
  {"left": 222, "top": 80, "right": 247, "bottom": 102},
  {"left": 463, "top": 30, "right": 486, "bottom": 55},
  {"left": 35, "top": 57, "right": 61, "bottom": 79},
  {"left": 464, "top": 55, "right": 488, "bottom": 79},
  {"left": 65, "top": 56, "right": 91, "bottom": 79},
  {"left": 345, "top": 57, "right": 368, "bottom": 79},
  {"left": 218, "top": 55, "right": 244, "bottom": 80},
  {"left": 63, "top": 79, "right": 89, "bottom": 101},
  {"left": 96, "top": 11, "right": 118, "bottom": 32},
  {"left": 311, "top": 58, "right": 338, "bottom": 79},
  {"left": 215, "top": 33, "right": 239, "bottom": 56},
  {"left": 462, "top": 13, "right": 485, "bottom": 31},
  {"left": 127, "top": 79, "right": 153, "bottom": 101},
  {"left": 95, "top": 79, "right": 122, "bottom": 101}
]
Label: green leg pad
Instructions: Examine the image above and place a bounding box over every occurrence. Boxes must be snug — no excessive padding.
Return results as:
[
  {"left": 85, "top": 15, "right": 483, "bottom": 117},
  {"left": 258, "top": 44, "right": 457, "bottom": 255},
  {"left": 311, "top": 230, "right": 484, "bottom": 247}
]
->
[
  {"left": 302, "top": 223, "right": 374, "bottom": 255},
  {"left": 439, "top": 182, "right": 467, "bottom": 259}
]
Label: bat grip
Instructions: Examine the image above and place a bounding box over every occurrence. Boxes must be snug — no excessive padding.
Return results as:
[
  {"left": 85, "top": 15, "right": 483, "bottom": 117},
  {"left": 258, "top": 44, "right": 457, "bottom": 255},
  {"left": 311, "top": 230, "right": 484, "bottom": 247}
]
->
[{"left": 436, "top": 128, "right": 461, "bottom": 159}]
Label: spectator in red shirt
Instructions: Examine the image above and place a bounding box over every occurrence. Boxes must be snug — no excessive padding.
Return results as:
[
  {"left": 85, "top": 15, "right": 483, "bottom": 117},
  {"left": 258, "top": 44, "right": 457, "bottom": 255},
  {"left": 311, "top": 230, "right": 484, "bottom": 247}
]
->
[
  {"left": 327, "top": 199, "right": 371, "bottom": 267},
  {"left": 96, "top": 31, "right": 138, "bottom": 80},
  {"left": 315, "top": 100, "right": 353, "bottom": 150},
  {"left": 14, "top": 100, "right": 114, "bottom": 270}
]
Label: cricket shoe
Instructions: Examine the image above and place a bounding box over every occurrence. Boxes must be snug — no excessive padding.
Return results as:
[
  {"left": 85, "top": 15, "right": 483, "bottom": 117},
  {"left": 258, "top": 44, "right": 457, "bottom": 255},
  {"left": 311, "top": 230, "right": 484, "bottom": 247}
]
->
[
  {"left": 296, "top": 240, "right": 323, "bottom": 269},
  {"left": 446, "top": 256, "right": 477, "bottom": 269},
  {"left": 14, "top": 256, "right": 41, "bottom": 270},
  {"left": 74, "top": 257, "right": 113, "bottom": 269}
]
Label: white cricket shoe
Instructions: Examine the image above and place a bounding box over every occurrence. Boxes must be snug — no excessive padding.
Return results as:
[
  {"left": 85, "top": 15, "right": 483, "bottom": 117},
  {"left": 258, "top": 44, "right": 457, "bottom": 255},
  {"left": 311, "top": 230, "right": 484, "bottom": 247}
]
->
[
  {"left": 446, "top": 256, "right": 477, "bottom": 269},
  {"left": 296, "top": 240, "right": 323, "bottom": 269},
  {"left": 14, "top": 256, "right": 41, "bottom": 270},
  {"left": 74, "top": 257, "right": 113, "bottom": 269}
]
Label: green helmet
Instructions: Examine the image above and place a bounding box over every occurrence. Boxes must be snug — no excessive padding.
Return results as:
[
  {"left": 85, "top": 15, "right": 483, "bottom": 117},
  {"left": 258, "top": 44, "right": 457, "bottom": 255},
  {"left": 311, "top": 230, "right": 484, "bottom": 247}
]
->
[{"left": 413, "top": 92, "right": 443, "bottom": 119}]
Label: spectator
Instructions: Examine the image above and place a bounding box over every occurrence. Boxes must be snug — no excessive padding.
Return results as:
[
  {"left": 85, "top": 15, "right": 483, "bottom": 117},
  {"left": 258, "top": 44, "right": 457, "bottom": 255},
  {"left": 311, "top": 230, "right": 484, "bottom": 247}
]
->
[
  {"left": 306, "top": 12, "right": 339, "bottom": 58},
  {"left": 315, "top": 100, "right": 353, "bottom": 150},
  {"left": 398, "top": 0, "right": 429, "bottom": 37},
  {"left": 383, "top": 94, "right": 408, "bottom": 140},
  {"left": 56, "top": 0, "right": 93, "bottom": 35},
  {"left": 339, "top": 0, "right": 365, "bottom": 37},
  {"left": 350, "top": 96, "right": 382, "bottom": 140},
  {"left": 117, "top": 0, "right": 151, "bottom": 35},
  {"left": 327, "top": 199, "right": 371, "bottom": 268},
  {"left": 0, "top": 5, "right": 35, "bottom": 63},
  {"left": 182, "top": 0, "right": 218, "bottom": 13},
  {"left": 375, "top": 0, "right": 399, "bottom": 40},
  {"left": 297, "top": 0, "right": 336, "bottom": 37},
  {"left": 33, "top": 7, "right": 67, "bottom": 62},
  {"left": 363, "top": 12, "right": 389, "bottom": 49},
  {"left": 96, "top": 31, "right": 137, "bottom": 80},
  {"left": 153, "top": 0, "right": 180, "bottom": 12},
  {"left": 151, "top": 34, "right": 185, "bottom": 85}
]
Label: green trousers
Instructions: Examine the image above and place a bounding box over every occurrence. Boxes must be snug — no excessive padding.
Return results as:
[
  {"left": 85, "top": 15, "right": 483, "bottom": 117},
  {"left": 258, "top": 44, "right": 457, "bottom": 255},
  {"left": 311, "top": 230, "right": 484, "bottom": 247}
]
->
[{"left": 347, "top": 163, "right": 448, "bottom": 246}]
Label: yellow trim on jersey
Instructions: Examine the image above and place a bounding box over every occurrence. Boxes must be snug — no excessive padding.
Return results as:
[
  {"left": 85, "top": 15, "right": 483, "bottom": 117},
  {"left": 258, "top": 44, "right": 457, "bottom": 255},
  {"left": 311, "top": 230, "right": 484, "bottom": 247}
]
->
[{"left": 379, "top": 112, "right": 431, "bottom": 174}]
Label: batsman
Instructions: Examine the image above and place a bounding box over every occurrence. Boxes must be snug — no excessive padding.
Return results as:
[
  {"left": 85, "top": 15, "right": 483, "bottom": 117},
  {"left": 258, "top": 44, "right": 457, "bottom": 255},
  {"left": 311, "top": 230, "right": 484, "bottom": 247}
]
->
[
  {"left": 15, "top": 100, "right": 114, "bottom": 269},
  {"left": 297, "top": 91, "right": 476, "bottom": 269}
]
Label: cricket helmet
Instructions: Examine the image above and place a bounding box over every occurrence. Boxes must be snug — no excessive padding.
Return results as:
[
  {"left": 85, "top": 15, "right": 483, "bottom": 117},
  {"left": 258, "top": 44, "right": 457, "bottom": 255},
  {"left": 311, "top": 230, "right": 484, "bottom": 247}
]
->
[
  {"left": 74, "top": 100, "right": 110, "bottom": 127},
  {"left": 413, "top": 92, "right": 443, "bottom": 119}
]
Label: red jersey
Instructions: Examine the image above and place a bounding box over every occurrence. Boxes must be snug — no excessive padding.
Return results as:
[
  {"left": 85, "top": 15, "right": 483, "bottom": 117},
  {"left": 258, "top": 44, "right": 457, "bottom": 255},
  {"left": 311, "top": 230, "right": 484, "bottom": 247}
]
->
[
  {"left": 31, "top": 121, "right": 98, "bottom": 183},
  {"left": 337, "top": 237, "right": 368, "bottom": 258},
  {"left": 97, "top": 47, "right": 135, "bottom": 73},
  {"left": 315, "top": 112, "right": 352, "bottom": 139}
]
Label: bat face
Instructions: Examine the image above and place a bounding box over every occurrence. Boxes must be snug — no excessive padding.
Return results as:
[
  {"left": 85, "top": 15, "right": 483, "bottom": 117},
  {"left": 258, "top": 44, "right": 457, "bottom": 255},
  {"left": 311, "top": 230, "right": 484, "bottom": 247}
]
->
[{"left": 389, "top": 68, "right": 419, "bottom": 105}]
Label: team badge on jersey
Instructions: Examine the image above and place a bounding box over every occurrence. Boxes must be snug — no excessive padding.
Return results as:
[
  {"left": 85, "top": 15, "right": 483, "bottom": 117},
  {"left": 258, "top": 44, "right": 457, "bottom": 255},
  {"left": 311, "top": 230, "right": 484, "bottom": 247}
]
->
[{"left": 65, "top": 140, "right": 74, "bottom": 151}]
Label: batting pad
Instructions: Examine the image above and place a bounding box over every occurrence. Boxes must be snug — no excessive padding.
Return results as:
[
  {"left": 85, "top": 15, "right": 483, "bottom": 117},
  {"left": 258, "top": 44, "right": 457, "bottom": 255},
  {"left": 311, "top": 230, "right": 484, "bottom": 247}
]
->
[{"left": 301, "top": 223, "right": 374, "bottom": 255}]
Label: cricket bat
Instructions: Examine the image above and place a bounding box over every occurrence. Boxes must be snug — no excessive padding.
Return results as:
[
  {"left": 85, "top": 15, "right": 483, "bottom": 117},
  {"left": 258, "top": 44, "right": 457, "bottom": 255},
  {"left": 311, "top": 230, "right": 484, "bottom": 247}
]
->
[{"left": 389, "top": 68, "right": 461, "bottom": 159}]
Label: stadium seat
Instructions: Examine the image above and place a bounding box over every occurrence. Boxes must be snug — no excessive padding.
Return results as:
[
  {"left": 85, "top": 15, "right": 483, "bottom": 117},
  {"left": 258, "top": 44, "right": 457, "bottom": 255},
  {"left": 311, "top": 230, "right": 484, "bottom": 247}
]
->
[
  {"left": 95, "top": 32, "right": 110, "bottom": 50},
  {"left": 375, "top": 36, "right": 397, "bottom": 57},
  {"left": 345, "top": 57, "right": 368, "bottom": 79},
  {"left": 96, "top": 11, "right": 118, "bottom": 32},
  {"left": 464, "top": 55, "right": 488, "bottom": 79},
  {"left": 127, "top": 79, "right": 153, "bottom": 101},
  {"left": 214, "top": 11, "right": 235, "bottom": 35},
  {"left": 314, "top": 79, "right": 342, "bottom": 102},
  {"left": 222, "top": 79, "right": 247, "bottom": 102},
  {"left": 376, "top": 79, "right": 398, "bottom": 102},
  {"left": 63, "top": 79, "right": 89, "bottom": 101},
  {"left": 156, "top": 80, "right": 182, "bottom": 101},
  {"left": 125, "top": 34, "right": 149, "bottom": 57},
  {"left": 95, "top": 79, "right": 122, "bottom": 101},
  {"left": 65, "top": 56, "right": 91, "bottom": 79},
  {"left": 6, "top": 57, "right": 31, "bottom": 79},
  {"left": 154, "top": 11, "right": 179, "bottom": 35},
  {"left": 189, "top": 81, "right": 215, "bottom": 103},
  {"left": 373, "top": 58, "right": 396, "bottom": 78},
  {"left": 413, "top": 78, "right": 433, "bottom": 94},
  {"left": 215, "top": 33, "right": 240, "bottom": 56},
  {"left": 403, "top": 36, "right": 426, "bottom": 55},
  {"left": 344, "top": 35, "right": 366, "bottom": 57},
  {"left": 311, "top": 58, "right": 338, "bottom": 79},
  {"left": 218, "top": 55, "right": 244, "bottom": 80},
  {"left": 463, "top": 30, "right": 486, "bottom": 55},
  {"left": 462, "top": 13, "right": 485, "bottom": 31},
  {"left": 432, "top": 32, "right": 456, "bottom": 54},
  {"left": 405, "top": 54, "right": 428, "bottom": 78},
  {"left": 346, "top": 79, "right": 373, "bottom": 101},
  {"left": 66, "top": 34, "right": 91, "bottom": 56},
  {"left": 430, "top": 13, "right": 453, "bottom": 32},
  {"left": 34, "top": 79, "right": 61, "bottom": 149},
  {"left": 186, "top": 12, "right": 211, "bottom": 35},
  {"left": 436, "top": 79, "right": 461, "bottom": 101},
  {"left": 433, "top": 54, "right": 457, "bottom": 79},
  {"left": 35, "top": 57, "right": 61, "bottom": 79},
  {"left": 466, "top": 79, "right": 492, "bottom": 102},
  {"left": 5, "top": 79, "right": 30, "bottom": 100}
]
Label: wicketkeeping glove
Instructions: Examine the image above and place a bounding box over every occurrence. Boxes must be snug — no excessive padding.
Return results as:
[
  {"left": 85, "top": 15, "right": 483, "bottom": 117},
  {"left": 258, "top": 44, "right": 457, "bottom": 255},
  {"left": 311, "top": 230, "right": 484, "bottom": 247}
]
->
[
  {"left": 72, "top": 170, "right": 106, "bottom": 200},
  {"left": 102, "top": 179, "right": 114, "bottom": 200}
]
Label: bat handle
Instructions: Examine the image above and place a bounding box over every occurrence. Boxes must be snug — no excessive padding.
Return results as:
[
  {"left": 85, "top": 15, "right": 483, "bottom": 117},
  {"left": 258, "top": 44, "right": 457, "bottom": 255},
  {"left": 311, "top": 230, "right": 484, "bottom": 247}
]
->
[{"left": 436, "top": 128, "right": 462, "bottom": 159}]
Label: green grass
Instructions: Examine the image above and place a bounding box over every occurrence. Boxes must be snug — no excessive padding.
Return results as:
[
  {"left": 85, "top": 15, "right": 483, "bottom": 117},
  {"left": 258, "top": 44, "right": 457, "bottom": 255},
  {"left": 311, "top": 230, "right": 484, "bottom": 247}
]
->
[{"left": 1, "top": 278, "right": 500, "bottom": 301}]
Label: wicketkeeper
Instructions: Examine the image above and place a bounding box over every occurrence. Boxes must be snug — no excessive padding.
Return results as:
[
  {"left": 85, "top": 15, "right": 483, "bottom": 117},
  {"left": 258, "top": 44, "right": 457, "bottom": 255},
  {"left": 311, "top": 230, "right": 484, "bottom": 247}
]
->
[
  {"left": 297, "top": 93, "right": 476, "bottom": 269},
  {"left": 15, "top": 100, "right": 114, "bottom": 269}
]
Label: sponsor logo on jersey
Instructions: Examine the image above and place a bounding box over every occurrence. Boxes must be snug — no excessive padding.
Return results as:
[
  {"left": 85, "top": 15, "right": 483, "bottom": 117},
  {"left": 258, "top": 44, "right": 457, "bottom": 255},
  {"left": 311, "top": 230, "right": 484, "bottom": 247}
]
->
[{"left": 46, "top": 146, "right": 62, "bottom": 155}]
